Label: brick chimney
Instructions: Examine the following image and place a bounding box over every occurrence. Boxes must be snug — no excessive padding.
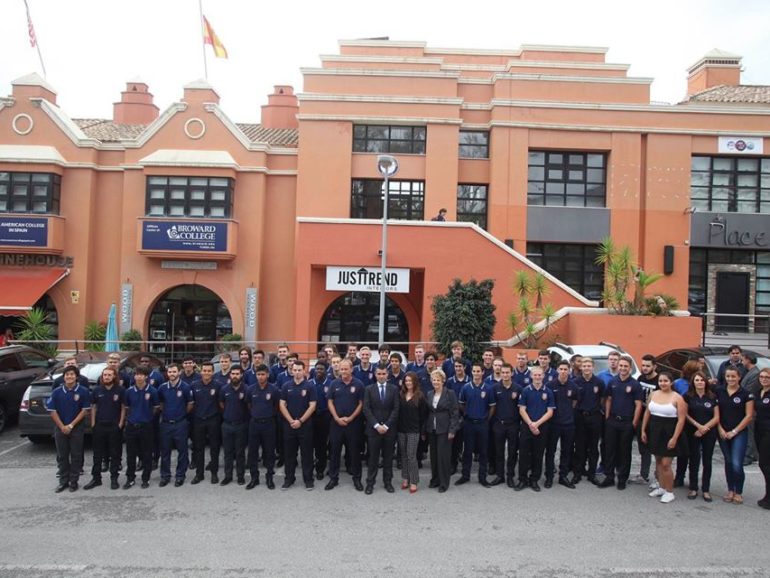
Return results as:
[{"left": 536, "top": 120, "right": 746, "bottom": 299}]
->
[
  {"left": 687, "top": 49, "right": 742, "bottom": 97},
  {"left": 260, "top": 85, "right": 298, "bottom": 129},
  {"left": 113, "top": 79, "right": 159, "bottom": 124},
  {"left": 11, "top": 72, "right": 57, "bottom": 104}
]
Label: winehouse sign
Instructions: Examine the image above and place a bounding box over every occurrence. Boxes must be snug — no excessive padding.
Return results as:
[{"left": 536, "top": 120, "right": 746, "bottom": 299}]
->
[{"left": 326, "top": 266, "right": 410, "bottom": 293}]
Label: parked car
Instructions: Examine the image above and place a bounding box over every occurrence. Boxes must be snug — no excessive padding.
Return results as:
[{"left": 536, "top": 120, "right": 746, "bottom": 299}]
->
[
  {"left": 546, "top": 342, "right": 641, "bottom": 379},
  {"left": 0, "top": 345, "right": 57, "bottom": 433},
  {"left": 655, "top": 347, "right": 770, "bottom": 381},
  {"left": 18, "top": 352, "right": 163, "bottom": 443}
]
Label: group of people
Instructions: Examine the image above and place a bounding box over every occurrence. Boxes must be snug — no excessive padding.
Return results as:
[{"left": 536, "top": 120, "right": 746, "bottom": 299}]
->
[{"left": 46, "top": 342, "right": 770, "bottom": 509}]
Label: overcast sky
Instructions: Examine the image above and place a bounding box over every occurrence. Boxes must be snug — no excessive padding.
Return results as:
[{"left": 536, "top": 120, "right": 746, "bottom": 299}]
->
[{"left": 2, "top": 0, "right": 769, "bottom": 123}]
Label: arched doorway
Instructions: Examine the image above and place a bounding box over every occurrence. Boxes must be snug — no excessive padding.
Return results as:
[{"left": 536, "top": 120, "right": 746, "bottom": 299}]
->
[
  {"left": 148, "top": 285, "right": 232, "bottom": 363},
  {"left": 318, "top": 292, "right": 409, "bottom": 345}
]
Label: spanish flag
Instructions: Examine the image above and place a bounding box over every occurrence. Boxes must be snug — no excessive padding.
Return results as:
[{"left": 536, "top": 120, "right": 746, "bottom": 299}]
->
[{"left": 202, "top": 16, "right": 228, "bottom": 59}]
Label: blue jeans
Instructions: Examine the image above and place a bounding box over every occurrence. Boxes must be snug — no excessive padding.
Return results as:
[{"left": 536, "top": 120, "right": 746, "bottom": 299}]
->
[{"left": 718, "top": 430, "right": 748, "bottom": 494}]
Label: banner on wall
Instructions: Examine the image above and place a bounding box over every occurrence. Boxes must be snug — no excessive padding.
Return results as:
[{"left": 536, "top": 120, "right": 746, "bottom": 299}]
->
[{"left": 326, "top": 266, "right": 410, "bottom": 293}]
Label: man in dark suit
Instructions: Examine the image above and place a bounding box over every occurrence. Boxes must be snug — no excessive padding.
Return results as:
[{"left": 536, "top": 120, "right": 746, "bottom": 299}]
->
[{"left": 363, "top": 366, "right": 399, "bottom": 494}]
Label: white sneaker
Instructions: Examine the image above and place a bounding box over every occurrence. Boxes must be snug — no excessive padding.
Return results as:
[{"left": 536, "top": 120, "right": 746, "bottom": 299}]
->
[
  {"left": 660, "top": 491, "right": 676, "bottom": 503},
  {"left": 649, "top": 479, "right": 660, "bottom": 490},
  {"left": 649, "top": 487, "right": 665, "bottom": 497}
]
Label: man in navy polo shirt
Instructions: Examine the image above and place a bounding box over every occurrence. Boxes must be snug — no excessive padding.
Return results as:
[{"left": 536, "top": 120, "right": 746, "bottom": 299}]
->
[
  {"left": 246, "top": 364, "right": 279, "bottom": 490},
  {"left": 441, "top": 340, "right": 471, "bottom": 380},
  {"left": 123, "top": 366, "right": 159, "bottom": 489},
  {"left": 456, "top": 362, "right": 496, "bottom": 487},
  {"left": 490, "top": 363, "right": 522, "bottom": 487},
  {"left": 279, "top": 360, "right": 318, "bottom": 490},
  {"left": 326, "top": 358, "right": 365, "bottom": 491},
  {"left": 481, "top": 348, "right": 495, "bottom": 380},
  {"left": 269, "top": 343, "right": 290, "bottom": 385},
  {"left": 179, "top": 356, "right": 198, "bottom": 386},
  {"left": 84, "top": 366, "right": 125, "bottom": 491},
  {"left": 47, "top": 366, "right": 91, "bottom": 493},
  {"left": 544, "top": 361, "right": 581, "bottom": 489},
  {"left": 219, "top": 366, "right": 250, "bottom": 486},
  {"left": 515, "top": 365, "right": 555, "bottom": 492},
  {"left": 157, "top": 364, "right": 193, "bottom": 487},
  {"left": 388, "top": 354, "right": 406, "bottom": 390},
  {"left": 309, "top": 361, "right": 333, "bottom": 481},
  {"left": 52, "top": 357, "right": 90, "bottom": 389},
  {"left": 447, "top": 359, "right": 470, "bottom": 474},
  {"left": 190, "top": 362, "right": 222, "bottom": 485},
  {"left": 599, "top": 355, "right": 643, "bottom": 490},
  {"left": 512, "top": 352, "right": 532, "bottom": 388},
  {"left": 572, "top": 357, "right": 605, "bottom": 485},
  {"left": 537, "top": 350, "right": 557, "bottom": 386},
  {"left": 214, "top": 353, "right": 232, "bottom": 388},
  {"left": 353, "top": 346, "right": 376, "bottom": 386},
  {"left": 406, "top": 344, "right": 427, "bottom": 375}
]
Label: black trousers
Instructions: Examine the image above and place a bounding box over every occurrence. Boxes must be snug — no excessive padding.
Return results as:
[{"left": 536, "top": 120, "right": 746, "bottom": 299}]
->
[
  {"left": 312, "top": 411, "right": 331, "bottom": 476},
  {"left": 493, "top": 420, "right": 519, "bottom": 481},
  {"left": 429, "top": 431, "right": 452, "bottom": 490},
  {"left": 450, "top": 426, "right": 464, "bottom": 470},
  {"left": 192, "top": 414, "right": 221, "bottom": 478},
  {"left": 518, "top": 423, "right": 549, "bottom": 483},
  {"left": 636, "top": 420, "right": 652, "bottom": 479},
  {"left": 284, "top": 420, "right": 314, "bottom": 483},
  {"left": 687, "top": 428, "right": 716, "bottom": 492},
  {"left": 755, "top": 427, "right": 770, "bottom": 501},
  {"left": 221, "top": 421, "right": 248, "bottom": 479},
  {"left": 54, "top": 423, "right": 85, "bottom": 485},
  {"left": 125, "top": 422, "right": 153, "bottom": 483},
  {"left": 248, "top": 417, "right": 276, "bottom": 477},
  {"left": 462, "top": 419, "right": 489, "bottom": 480},
  {"left": 604, "top": 418, "right": 634, "bottom": 482},
  {"left": 545, "top": 422, "right": 575, "bottom": 480},
  {"left": 329, "top": 418, "right": 362, "bottom": 481},
  {"left": 366, "top": 430, "right": 396, "bottom": 485},
  {"left": 91, "top": 422, "right": 122, "bottom": 481},
  {"left": 573, "top": 411, "right": 602, "bottom": 477}
]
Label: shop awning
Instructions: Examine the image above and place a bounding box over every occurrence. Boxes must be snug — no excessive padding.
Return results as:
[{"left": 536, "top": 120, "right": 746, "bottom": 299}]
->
[{"left": 0, "top": 268, "right": 69, "bottom": 316}]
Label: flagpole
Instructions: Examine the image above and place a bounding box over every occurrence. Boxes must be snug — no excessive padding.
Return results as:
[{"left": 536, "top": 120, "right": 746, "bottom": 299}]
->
[
  {"left": 23, "top": 0, "right": 47, "bottom": 78},
  {"left": 198, "top": 0, "right": 208, "bottom": 80}
]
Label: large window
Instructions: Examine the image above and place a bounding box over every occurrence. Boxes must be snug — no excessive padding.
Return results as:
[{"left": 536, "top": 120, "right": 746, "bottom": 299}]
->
[
  {"left": 691, "top": 156, "right": 770, "bottom": 213},
  {"left": 0, "top": 172, "right": 60, "bottom": 214},
  {"left": 352, "top": 125, "right": 426, "bottom": 154},
  {"left": 457, "top": 184, "right": 488, "bottom": 229},
  {"left": 459, "top": 131, "right": 489, "bottom": 159},
  {"left": 527, "top": 151, "right": 606, "bottom": 207},
  {"left": 145, "top": 176, "right": 233, "bottom": 218},
  {"left": 351, "top": 179, "right": 424, "bottom": 220},
  {"left": 526, "top": 242, "right": 604, "bottom": 300}
]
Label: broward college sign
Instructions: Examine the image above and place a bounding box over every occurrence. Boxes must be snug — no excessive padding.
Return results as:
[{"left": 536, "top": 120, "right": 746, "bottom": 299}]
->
[
  {"left": 326, "top": 266, "right": 410, "bottom": 293},
  {"left": 141, "top": 221, "right": 227, "bottom": 252}
]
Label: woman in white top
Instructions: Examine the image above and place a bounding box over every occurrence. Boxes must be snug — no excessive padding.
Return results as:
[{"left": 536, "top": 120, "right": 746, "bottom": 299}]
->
[{"left": 641, "top": 371, "right": 687, "bottom": 503}]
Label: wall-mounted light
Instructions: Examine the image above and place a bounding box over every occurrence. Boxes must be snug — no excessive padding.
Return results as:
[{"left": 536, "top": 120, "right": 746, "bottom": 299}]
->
[{"left": 683, "top": 206, "right": 697, "bottom": 214}]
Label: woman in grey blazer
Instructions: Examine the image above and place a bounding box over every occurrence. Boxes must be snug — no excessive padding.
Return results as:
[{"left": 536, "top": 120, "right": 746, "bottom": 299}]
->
[{"left": 425, "top": 369, "right": 460, "bottom": 492}]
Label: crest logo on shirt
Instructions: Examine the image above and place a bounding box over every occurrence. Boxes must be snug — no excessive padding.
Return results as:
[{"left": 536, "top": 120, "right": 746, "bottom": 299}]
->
[
  {"left": 176, "top": 390, "right": 182, "bottom": 398},
  {"left": 350, "top": 386, "right": 356, "bottom": 394},
  {"left": 763, "top": 398, "right": 769, "bottom": 405},
  {"left": 481, "top": 391, "right": 486, "bottom": 399},
  {"left": 239, "top": 392, "right": 244, "bottom": 400},
  {"left": 541, "top": 393, "right": 547, "bottom": 401},
  {"left": 324, "top": 386, "right": 329, "bottom": 394},
  {"left": 74, "top": 394, "right": 80, "bottom": 401},
  {"left": 567, "top": 390, "right": 572, "bottom": 397},
  {"left": 524, "top": 378, "right": 530, "bottom": 384},
  {"left": 266, "top": 393, "right": 271, "bottom": 401},
  {"left": 512, "top": 392, "right": 517, "bottom": 400},
  {"left": 210, "top": 389, "right": 215, "bottom": 396},
  {"left": 625, "top": 386, "right": 632, "bottom": 394},
  {"left": 704, "top": 402, "right": 712, "bottom": 408},
  {"left": 593, "top": 386, "right": 599, "bottom": 394},
  {"left": 301, "top": 389, "right": 307, "bottom": 397},
  {"left": 733, "top": 397, "right": 741, "bottom": 404},
  {"left": 113, "top": 394, "right": 119, "bottom": 402},
  {"left": 145, "top": 393, "right": 150, "bottom": 401}
]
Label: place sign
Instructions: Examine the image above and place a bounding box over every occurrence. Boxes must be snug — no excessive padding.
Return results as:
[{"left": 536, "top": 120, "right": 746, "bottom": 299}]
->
[
  {"left": 142, "top": 220, "right": 227, "bottom": 252},
  {"left": 0, "top": 217, "right": 48, "bottom": 247},
  {"left": 326, "top": 266, "right": 410, "bottom": 293}
]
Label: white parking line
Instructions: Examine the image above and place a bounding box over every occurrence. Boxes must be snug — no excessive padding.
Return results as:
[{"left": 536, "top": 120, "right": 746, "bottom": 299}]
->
[{"left": 0, "top": 440, "right": 30, "bottom": 458}]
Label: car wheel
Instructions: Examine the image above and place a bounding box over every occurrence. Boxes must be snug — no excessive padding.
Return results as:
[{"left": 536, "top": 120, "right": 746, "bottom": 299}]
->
[
  {"left": 0, "top": 404, "right": 6, "bottom": 434},
  {"left": 27, "top": 435, "right": 51, "bottom": 445}
]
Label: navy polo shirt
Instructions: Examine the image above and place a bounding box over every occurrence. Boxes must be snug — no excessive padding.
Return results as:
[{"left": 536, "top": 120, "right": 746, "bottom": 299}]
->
[
  {"left": 685, "top": 393, "right": 717, "bottom": 425},
  {"left": 482, "top": 366, "right": 494, "bottom": 380},
  {"left": 91, "top": 384, "right": 125, "bottom": 424},
  {"left": 447, "top": 375, "right": 470, "bottom": 400},
  {"left": 492, "top": 381, "right": 522, "bottom": 422},
  {"left": 756, "top": 389, "right": 770, "bottom": 433},
  {"left": 441, "top": 357, "right": 471, "bottom": 380},
  {"left": 459, "top": 381, "right": 496, "bottom": 420},
  {"left": 157, "top": 380, "right": 192, "bottom": 422},
  {"left": 574, "top": 375, "right": 605, "bottom": 413},
  {"left": 269, "top": 362, "right": 289, "bottom": 385},
  {"left": 518, "top": 384, "right": 555, "bottom": 422},
  {"left": 219, "top": 383, "right": 250, "bottom": 423},
  {"left": 281, "top": 379, "right": 317, "bottom": 420},
  {"left": 247, "top": 383, "right": 279, "bottom": 420},
  {"left": 417, "top": 369, "right": 435, "bottom": 397},
  {"left": 716, "top": 386, "right": 754, "bottom": 431},
  {"left": 549, "top": 379, "right": 581, "bottom": 426},
  {"left": 484, "top": 374, "right": 501, "bottom": 386},
  {"left": 388, "top": 370, "right": 406, "bottom": 390},
  {"left": 606, "top": 376, "right": 643, "bottom": 418},
  {"left": 328, "top": 378, "right": 365, "bottom": 417},
  {"left": 512, "top": 367, "right": 532, "bottom": 388},
  {"left": 353, "top": 364, "right": 376, "bottom": 386},
  {"left": 179, "top": 371, "right": 198, "bottom": 387},
  {"left": 191, "top": 379, "right": 221, "bottom": 420},
  {"left": 406, "top": 361, "right": 426, "bottom": 374},
  {"left": 597, "top": 370, "right": 618, "bottom": 387},
  {"left": 124, "top": 385, "right": 159, "bottom": 425},
  {"left": 46, "top": 383, "right": 91, "bottom": 424},
  {"left": 309, "top": 376, "right": 333, "bottom": 414},
  {"left": 129, "top": 368, "right": 165, "bottom": 389},
  {"left": 276, "top": 370, "right": 293, "bottom": 388},
  {"left": 213, "top": 371, "right": 231, "bottom": 389}
]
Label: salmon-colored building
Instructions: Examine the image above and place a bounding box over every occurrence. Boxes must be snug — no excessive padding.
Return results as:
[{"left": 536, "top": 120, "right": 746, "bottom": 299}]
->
[{"left": 1, "top": 40, "right": 768, "bottom": 360}]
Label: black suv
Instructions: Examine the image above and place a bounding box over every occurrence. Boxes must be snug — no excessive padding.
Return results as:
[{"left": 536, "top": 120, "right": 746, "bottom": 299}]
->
[{"left": 0, "top": 345, "right": 56, "bottom": 433}]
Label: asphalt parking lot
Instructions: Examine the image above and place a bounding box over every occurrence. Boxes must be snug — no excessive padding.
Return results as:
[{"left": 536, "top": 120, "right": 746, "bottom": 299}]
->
[{"left": 0, "top": 424, "right": 768, "bottom": 578}]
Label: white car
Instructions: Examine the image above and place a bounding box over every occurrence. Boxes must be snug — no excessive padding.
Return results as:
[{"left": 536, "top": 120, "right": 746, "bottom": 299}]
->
[{"left": 546, "top": 342, "right": 641, "bottom": 380}]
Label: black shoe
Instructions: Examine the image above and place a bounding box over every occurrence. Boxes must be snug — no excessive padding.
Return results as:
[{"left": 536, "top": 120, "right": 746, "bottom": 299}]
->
[
  {"left": 544, "top": 478, "right": 553, "bottom": 489},
  {"left": 438, "top": 486, "right": 447, "bottom": 493},
  {"left": 110, "top": 479, "right": 120, "bottom": 490},
  {"left": 530, "top": 481, "right": 541, "bottom": 492},
  {"left": 211, "top": 474, "right": 219, "bottom": 484},
  {"left": 558, "top": 477, "right": 576, "bottom": 489},
  {"left": 305, "top": 481, "right": 314, "bottom": 490},
  {"left": 159, "top": 479, "right": 170, "bottom": 488},
  {"left": 244, "top": 479, "right": 257, "bottom": 490},
  {"left": 174, "top": 479, "right": 184, "bottom": 487},
  {"left": 315, "top": 471, "right": 324, "bottom": 481},
  {"left": 598, "top": 478, "right": 615, "bottom": 488},
  {"left": 83, "top": 479, "right": 101, "bottom": 491},
  {"left": 507, "top": 478, "right": 515, "bottom": 488},
  {"left": 455, "top": 476, "right": 470, "bottom": 486},
  {"left": 588, "top": 476, "right": 599, "bottom": 486},
  {"left": 514, "top": 480, "right": 528, "bottom": 491},
  {"left": 757, "top": 499, "right": 770, "bottom": 510},
  {"left": 266, "top": 476, "right": 275, "bottom": 490},
  {"left": 191, "top": 476, "right": 204, "bottom": 485},
  {"left": 141, "top": 481, "right": 150, "bottom": 489},
  {"left": 325, "top": 479, "right": 338, "bottom": 491},
  {"left": 384, "top": 482, "right": 395, "bottom": 493},
  {"left": 479, "top": 479, "right": 492, "bottom": 488},
  {"left": 55, "top": 483, "right": 68, "bottom": 493},
  {"left": 617, "top": 480, "right": 627, "bottom": 490},
  {"left": 237, "top": 477, "right": 246, "bottom": 486},
  {"left": 69, "top": 482, "right": 78, "bottom": 492},
  {"left": 490, "top": 477, "right": 504, "bottom": 486},
  {"left": 281, "top": 479, "right": 294, "bottom": 490},
  {"left": 365, "top": 484, "right": 374, "bottom": 495},
  {"left": 220, "top": 477, "right": 233, "bottom": 486},
  {"left": 353, "top": 479, "right": 363, "bottom": 492},
  {"left": 428, "top": 480, "right": 440, "bottom": 489},
  {"left": 123, "top": 480, "right": 135, "bottom": 490}
]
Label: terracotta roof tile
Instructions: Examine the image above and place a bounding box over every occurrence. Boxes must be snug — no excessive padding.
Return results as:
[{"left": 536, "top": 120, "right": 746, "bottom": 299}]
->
[
  {"left": 236, "top": 124, "right": 298, "bottom": 146},
  {"left": 687, "top": 85, "right": 770, "bottom": 104}
]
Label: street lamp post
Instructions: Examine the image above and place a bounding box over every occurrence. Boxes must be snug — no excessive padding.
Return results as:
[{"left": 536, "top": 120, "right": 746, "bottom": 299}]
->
[{"left": 376, "top": 155, "right": 399, "bottom": 348}]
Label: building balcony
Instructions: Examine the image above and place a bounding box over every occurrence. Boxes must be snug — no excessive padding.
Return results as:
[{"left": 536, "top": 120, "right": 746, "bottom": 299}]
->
[
  {"left": 0, "top": 214, "right": 65, "bottom": 254},
  {"left": 136, "top": 217, "right": 238, "bottom": 260}
]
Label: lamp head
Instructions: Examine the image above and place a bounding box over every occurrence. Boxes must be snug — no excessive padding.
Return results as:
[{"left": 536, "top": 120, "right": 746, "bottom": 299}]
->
[{"left": 376, "top": 155, "right": 399, "bottom": 177}]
